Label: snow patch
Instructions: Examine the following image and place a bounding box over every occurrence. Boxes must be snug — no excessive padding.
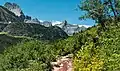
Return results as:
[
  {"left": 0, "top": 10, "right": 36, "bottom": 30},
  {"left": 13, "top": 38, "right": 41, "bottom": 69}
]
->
[
  {"left": 10, "top": 9, "right": 21, "bottom": 16},
  {"left": 78, "top": 25, "right": 91, "bottom": 28},
  {"left": 52, "top": 21, "right": 62, "bottom": 26},
  {"left": 39, "top": 20, "right": 44, "bottom": 22}
]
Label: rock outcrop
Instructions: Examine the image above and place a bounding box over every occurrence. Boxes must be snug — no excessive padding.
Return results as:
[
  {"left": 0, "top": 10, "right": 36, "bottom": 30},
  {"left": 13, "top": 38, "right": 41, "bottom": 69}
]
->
[
  {"left": 0, "top": 6, "right": 22, "bottom": 22},
  {"left": 55, "top": 20, "right": 87, "bottom": 35},
  {"left": 4, "top": 2, "right": 25, "bottom": 21}
]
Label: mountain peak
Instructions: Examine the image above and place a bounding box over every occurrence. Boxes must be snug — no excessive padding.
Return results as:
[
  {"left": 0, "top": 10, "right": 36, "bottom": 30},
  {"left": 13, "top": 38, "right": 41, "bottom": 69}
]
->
[
  {"left": 4, "top": 2, "right": 24, "bottom": 17},
  {"left": 4, "top": 2, "right": 19, "bottom": 8},
  {"left": 62, "top": 20, "right": 68, "bottom": 26},
  {"left": 0, "top": 6, "right": 22, "bottom": 22}
]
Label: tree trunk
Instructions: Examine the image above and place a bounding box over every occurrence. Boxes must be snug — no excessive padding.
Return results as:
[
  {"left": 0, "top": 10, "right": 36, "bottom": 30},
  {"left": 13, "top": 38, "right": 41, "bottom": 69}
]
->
[
  {"left": 114, "top": 0, "right": 119, "bottom": 15},
  {"left": 108, "top": 0, "right": 117, "bottom": 18}
]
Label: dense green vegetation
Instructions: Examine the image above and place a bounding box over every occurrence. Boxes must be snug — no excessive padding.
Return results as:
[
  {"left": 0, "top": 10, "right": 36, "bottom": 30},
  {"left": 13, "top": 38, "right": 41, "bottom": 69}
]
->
[
  {"left": 73, "top": 0, "right": 120, "bottom": 70},
  {"left": 0, "top": 33, "right": 29, "bottom": 52},
  {"left": 73, "top": 22, "right": 120, "bottom": 71},
  {"left": 0, "top": 40, "right": 54, "bottom": 71}
]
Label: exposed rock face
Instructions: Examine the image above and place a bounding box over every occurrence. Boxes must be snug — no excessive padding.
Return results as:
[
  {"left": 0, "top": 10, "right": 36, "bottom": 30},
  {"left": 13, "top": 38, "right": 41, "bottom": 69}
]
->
[
  {"left": 55, "top": 20, "right": 86, "bottom": 35},
  {"left": 38, "top": 20, "right": 87, "bottom": 35},
  {"left": 25, "top": 15, "right": 31, "bottom": 20},
  {"left": 42, "top": 21, "right": 52, "bottom": 27},
  {"left": 4, "top": 2, "right": 42, "bottom": 23},
  {"left": 0, "top": 6, "right": 22, "bottom": 22},
  {"left": 4, "top": 2, "right": 25, "bottom": 20},
  {"left": 55, "top": 20, "right": 67, "bottom": 28},
  {"left": 0, "top": 23, "right": 8, "bottom": 32},
  {"left": 24, "top": 18, "right": 41, "bottom": 24}
]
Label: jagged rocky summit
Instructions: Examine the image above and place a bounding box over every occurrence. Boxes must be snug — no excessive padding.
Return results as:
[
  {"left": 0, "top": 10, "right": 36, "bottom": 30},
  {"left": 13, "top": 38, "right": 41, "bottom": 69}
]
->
[
  {"left": 54, "top": 20, "right": 87, "bottom": 35},
  {"left": 4, "top": 2, "right": 25, "bottom": 21},
  {"left": 0, "top": 6, "right": 22, "bottom": 22},
  {"left": 4, "top": 2, "right": 40, "bottom": 23},
  {"left": 40, "top": 20, "right": 87, "bottom": 35}
]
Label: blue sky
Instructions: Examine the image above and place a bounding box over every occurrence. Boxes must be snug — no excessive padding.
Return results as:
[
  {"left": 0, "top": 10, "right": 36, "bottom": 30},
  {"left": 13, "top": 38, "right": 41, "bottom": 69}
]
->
[{"left": 0, "top": 0, "right": 95, "bottom": 26}]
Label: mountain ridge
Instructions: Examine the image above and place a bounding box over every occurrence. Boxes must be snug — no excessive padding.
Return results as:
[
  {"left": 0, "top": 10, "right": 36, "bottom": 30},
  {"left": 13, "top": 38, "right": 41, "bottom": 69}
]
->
[
  {"left": 2, "top": 2, "right": 89, "bottom": 35},
  {"left": 2, "top": 22, "right": 68, "bottom": 41}
]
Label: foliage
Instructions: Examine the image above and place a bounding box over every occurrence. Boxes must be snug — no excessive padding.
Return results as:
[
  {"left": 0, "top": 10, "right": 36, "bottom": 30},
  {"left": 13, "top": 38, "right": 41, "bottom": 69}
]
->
[
  {"left": 74, "top": 43, "right": 104, "bottom": 71},
  {"left": 78, "top": 0, "right": 120, "bottom": 24},
  {"left": 0, "top": 33, "right": 29, "bottom": 52},
  {"left": 73, "top": 22, "right": 120, "bottom": 71},
  {"left": 0, "top": 40, "right": 55, "bottom": 71}
]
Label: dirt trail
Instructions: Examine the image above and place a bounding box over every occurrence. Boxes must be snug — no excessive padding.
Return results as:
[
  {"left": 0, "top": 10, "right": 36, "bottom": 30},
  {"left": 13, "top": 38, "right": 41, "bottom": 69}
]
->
[{"left": 51, "top": 54, "right": 73, "bottom": 71}]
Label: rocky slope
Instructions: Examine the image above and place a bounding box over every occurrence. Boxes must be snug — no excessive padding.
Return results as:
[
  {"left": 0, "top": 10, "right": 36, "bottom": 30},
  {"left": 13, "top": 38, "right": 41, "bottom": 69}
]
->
[
  {"left": 0, "top": 6, "right": 22, "bottom": 22},
  {"left": 2, "top": 23, "right": 68, "bottom": 40},
  {"left": 40, "top": 20, "right": 87, "bottom": 35},
  {"left": 0, "top": 23, "right": 7, "bottom": 31},
  {"left": 24, "top": 18, "right": 41, "bottom": 24},
  {"left": 42, "top": 21, "right": 52, "bottom": 27},
  {"left": 55, "top": 20, "right": 86, "bottom": 35},
  {"left": 4, "top": 2, "right": 25, "bottom": 21},
  {"left": 4, "top": 2, "right": 40, "bottom": 23}
]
